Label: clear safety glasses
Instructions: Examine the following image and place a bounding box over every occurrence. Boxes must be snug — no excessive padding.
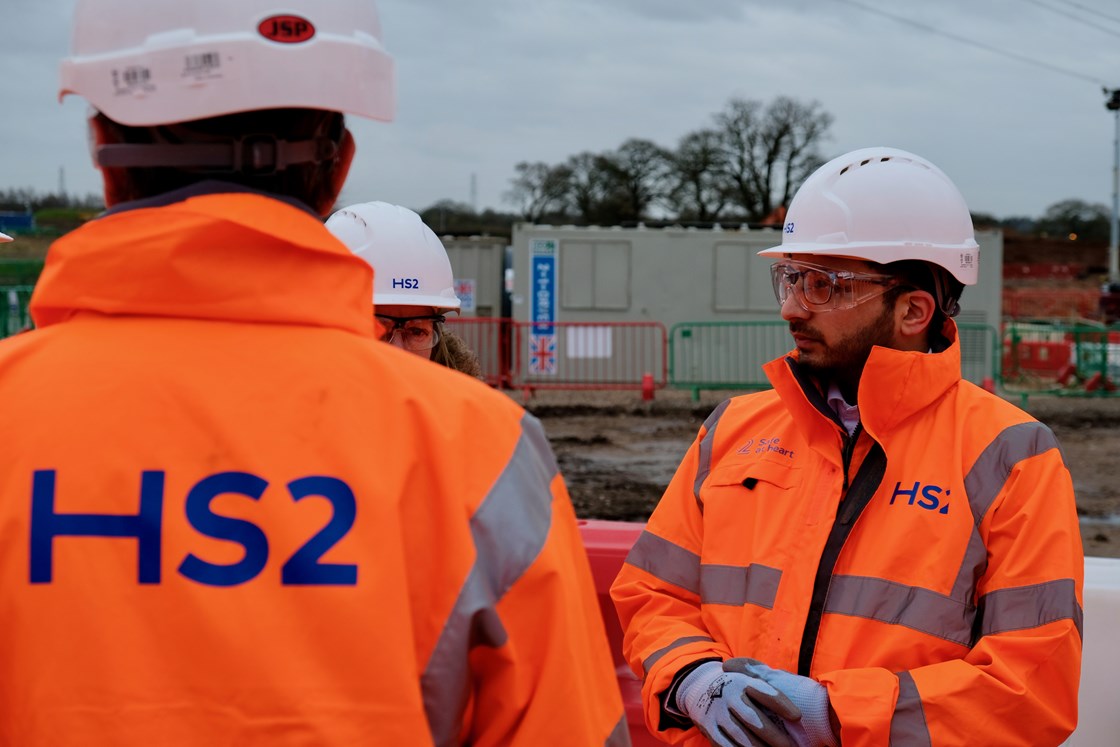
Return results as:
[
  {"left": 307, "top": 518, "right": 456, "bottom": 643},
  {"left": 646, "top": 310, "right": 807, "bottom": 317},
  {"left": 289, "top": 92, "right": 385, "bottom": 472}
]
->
[
  {"left": 375, "top": 314, "right": 445, "bottom": 351},
  {"left": 770, "top": 260, "right": 901, "bottom": 313}
]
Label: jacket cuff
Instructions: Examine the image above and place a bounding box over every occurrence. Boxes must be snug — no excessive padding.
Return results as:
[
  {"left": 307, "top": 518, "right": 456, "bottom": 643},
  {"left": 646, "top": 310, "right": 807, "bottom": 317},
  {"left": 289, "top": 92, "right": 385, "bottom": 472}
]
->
[{"left": 657, "top": 657, "right": 721, "bottom": 731}]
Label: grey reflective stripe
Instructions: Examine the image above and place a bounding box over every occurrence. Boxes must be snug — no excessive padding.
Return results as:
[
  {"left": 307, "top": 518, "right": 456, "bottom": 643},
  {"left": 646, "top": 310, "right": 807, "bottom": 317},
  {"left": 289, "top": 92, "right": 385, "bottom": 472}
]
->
[
  {"left": 624, "top": 533, "right": 781, "bottom": 610},
  {"left": 824, "top": 574, "right": 1084, "bottom": 646},
  {"left": 606, "top": 713, "right": 633, "bottom": 747},
  {"left": 979, "top": 578, "right": 1084, "bottom": 640},
  {"left": 421, "top": 413, "right": 556, "bottom": 747},
  {"left": 953, "top": 421, "right": 1063, "bottom": 614},
  {"left": 693, "top": 399, "right": 731, "bottom": 509},
  {"left": 642, "top": 635, "right": 714, "bottom": 676},
  {"left": 624, "top": 530, "right": 701, "bottom": 595},
  {"left": 963, "top": 422, "right": 1061, "bottom": 526},
  {"left": 701, "top": 563, "right": 781, "bottom": 609},
  {"left": 889, "top": 672, "right": 931, "bottom": 747},
  {"left": 824, "top": 575, "right": 974, "bottom": 646},
  {"left": 951, "top": 529, "right": 988, "bottom": 605}
]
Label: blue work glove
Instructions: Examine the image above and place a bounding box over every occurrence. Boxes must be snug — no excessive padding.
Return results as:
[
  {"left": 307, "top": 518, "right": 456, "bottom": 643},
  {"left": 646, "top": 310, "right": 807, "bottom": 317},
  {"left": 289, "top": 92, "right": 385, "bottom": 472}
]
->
[
  {"left": 723, "top": 659, "right": 839, "bottom": 747},
  {"left": 675, "top": 660, "right": 801, "bottom": 747}
]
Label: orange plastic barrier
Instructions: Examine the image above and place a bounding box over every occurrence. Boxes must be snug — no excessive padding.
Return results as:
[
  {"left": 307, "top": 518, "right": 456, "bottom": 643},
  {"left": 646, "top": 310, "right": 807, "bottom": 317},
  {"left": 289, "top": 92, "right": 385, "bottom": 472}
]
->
[
  {"left": 1002, "top": 340, "right": 1073, "bottom": 377},
  {"left": 1002, "top": 288, "right": 1100, "bottom": 320},
  {"left": 578, "top": 519, "right": 659, "bottom": 747}
]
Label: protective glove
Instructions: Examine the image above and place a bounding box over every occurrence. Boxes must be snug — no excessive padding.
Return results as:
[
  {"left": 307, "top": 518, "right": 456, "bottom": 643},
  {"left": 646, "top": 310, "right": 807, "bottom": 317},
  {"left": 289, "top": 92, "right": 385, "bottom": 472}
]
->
[
  {"left": 675, "top": 660, "right": 801, "bottom": 747},
  {"left": 723, "top": 659, "right": 839, "bottom": 747}
]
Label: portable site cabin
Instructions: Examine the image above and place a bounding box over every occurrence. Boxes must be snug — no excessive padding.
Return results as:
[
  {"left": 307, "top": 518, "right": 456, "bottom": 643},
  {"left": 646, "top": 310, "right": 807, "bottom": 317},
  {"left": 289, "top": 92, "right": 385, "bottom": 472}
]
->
[
  {"left": 439, "top": 234, "right": 508, "bottom": 319},
  {"left": 509, "top": 223, "right": 1003, "bottom": 390}
]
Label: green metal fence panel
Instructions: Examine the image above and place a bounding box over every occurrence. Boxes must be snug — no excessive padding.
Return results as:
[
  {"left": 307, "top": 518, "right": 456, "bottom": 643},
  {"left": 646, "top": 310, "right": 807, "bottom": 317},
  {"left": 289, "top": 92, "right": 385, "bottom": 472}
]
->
[
  {"left": 670, "top": 320, "right": 1000, "bottom": 400},
  {"left": 0, "top": 285, "right": 34, "bottom": 338},
  {"left": 668, "top": 321, "right": 791, "bottom": 399}
]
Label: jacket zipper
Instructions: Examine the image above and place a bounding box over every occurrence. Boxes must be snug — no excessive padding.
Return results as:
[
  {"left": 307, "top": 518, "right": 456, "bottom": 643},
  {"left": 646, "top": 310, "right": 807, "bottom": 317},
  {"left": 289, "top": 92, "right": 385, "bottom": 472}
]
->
[
  {"left": 840, "top": 423, "right": 860, "bottom": 491},
  {"left": 797, "top": 431, "right": 887, "bottom": 676}
]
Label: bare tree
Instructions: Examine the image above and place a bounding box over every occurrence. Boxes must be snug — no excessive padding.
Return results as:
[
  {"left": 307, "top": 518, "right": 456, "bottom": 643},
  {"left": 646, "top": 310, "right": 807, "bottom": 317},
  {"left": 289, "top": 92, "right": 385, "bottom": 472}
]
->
[
  {"left": 767, "top": 97, "right": 832, "bottom": 213},
  {"left": 598, "top": 138, "right": 671, "bottom": 222},
  {"left": 503, "top": 161, "right": 572, "bottom": 222},
  {"left": 666, "top": 128, "right": 729, "bottom": 222},
  {"left": 715, "top": 96, "right": 832, "bottom": 222},
  {"left": 501, "top": 95, "right": 831, "bottom": 226},
  {"left": 715, "top": 98, "right": 765, "bottom": 220},
  {"left": 564, "top": 151, "right": 617, "bottom": 224}
]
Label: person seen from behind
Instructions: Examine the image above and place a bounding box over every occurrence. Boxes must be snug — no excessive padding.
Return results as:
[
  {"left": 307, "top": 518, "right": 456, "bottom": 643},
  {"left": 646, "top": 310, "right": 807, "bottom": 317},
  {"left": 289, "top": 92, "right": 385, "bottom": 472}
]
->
[
  {"left": 0, "top": 1, "right": 629, "bottom": 745},
  {"left": 326, "top": 201, "right": 483, "bottom": 378},
  {"left": 611, "top": 147, "right": 1083, "bottom": 747}
]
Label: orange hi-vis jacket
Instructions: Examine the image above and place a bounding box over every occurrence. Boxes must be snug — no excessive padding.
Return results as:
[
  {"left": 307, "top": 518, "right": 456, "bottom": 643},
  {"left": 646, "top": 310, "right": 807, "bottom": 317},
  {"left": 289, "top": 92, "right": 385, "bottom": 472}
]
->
[
  {"left": 0, "top": 186, "right": 629, "bottom": 747},
  {"left": 612, "top": 325, "right": 1084, "bottom": 746}
]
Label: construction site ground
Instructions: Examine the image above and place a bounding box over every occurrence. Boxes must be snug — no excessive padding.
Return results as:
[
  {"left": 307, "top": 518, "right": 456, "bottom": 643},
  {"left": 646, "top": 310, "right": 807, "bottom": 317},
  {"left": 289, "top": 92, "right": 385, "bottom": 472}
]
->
[{"left": 519, "top": 388, "right": 1120, "bottom": 559}]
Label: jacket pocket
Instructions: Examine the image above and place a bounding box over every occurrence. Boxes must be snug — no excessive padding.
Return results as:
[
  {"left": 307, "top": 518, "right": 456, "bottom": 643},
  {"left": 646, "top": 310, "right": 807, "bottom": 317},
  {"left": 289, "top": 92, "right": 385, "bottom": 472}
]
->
[{"left": 707, "top": 456, "right": 801, "bottom": 492}]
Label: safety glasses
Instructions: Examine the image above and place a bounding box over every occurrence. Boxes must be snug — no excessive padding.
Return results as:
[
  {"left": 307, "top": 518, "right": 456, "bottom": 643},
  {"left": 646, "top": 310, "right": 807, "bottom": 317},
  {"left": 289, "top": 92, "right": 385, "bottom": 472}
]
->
[
  {"left": 375, "top": 314, "right": 445, "bottom": 351},
  {"left": 770, "top": 260, "right": 901, "bottom": 313}
]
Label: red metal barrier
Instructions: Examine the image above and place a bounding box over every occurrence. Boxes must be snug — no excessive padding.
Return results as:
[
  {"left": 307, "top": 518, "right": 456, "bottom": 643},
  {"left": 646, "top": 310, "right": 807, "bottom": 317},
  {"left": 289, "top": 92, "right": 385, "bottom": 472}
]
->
[
  {"left": 443, "top": 318, "right": 669, "bottom": 399},
  {"left": 511, "top": 320, "right": 668, "bottom": 398},
  {"left": 578, "top": 519, "right": 659, "bottom": 747},
  {"left": 443, "top": 317, "right": 512, "bottom": 387}
]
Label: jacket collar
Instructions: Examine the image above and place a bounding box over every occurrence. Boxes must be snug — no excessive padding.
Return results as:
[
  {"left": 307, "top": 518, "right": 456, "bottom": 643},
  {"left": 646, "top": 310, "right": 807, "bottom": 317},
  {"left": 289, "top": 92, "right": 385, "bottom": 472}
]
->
[
  {"left": 29, "top": 185, "right": 375, "bottom": 336},
  {"left": 765, "top": 320, "right": 963, "bottom": 441}
]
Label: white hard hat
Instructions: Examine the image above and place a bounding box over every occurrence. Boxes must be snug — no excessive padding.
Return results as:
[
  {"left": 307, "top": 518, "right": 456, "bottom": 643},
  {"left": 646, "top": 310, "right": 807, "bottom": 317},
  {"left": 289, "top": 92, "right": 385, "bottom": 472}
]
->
[
  {"left": 0, "top": 232, "right": 10, "bottom": 243},
  {"left": 59, "top": 0, "right": 395, "bottom": 126},
  {"left": 325, "top": 202, "right": 461, "bottom": 310},
  {"left": 759, "top": 147, "right": 979, "bottom": 285}
]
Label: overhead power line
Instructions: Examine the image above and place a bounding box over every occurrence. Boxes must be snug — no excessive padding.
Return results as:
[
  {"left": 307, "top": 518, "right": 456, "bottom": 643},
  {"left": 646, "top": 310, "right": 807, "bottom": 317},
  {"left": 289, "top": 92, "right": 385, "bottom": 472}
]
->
[
  {"left": 1049, "top": 0, "right": 1120, "bottom": 28},
  {"left": 829, "top": 0, "right": 1109, "bottom": 87},
  {"left": 1022, "top": 0, "right": 1120, "bottom": 39}
]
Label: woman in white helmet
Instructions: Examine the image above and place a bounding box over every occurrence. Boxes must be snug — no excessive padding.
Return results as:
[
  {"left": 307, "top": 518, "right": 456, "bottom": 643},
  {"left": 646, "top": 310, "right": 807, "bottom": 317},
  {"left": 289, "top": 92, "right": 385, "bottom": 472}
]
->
[{"left": 326, "top": 200, "right": 482, "bottom": 377}]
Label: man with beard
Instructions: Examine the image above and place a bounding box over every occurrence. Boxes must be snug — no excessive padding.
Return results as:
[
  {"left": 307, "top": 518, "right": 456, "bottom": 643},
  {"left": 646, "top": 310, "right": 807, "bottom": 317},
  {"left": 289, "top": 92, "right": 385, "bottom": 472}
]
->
[{"left": 612, "top": 147, "right": 1083, "bottom": 747}]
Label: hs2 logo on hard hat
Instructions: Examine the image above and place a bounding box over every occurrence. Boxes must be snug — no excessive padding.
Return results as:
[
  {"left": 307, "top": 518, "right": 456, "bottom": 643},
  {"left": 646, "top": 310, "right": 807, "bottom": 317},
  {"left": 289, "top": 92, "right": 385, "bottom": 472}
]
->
[
  {"left": 784, "top": 222, "right": 795, "bottom": 234},
  {"left": 258, "top": 15, "right": 316, "bottom": 44},
  {"left": 392, "top": 278, "right": 420, "bottom": 289},
  {"left": 889, "top": 481, "right": 950, "bottom": 515}
]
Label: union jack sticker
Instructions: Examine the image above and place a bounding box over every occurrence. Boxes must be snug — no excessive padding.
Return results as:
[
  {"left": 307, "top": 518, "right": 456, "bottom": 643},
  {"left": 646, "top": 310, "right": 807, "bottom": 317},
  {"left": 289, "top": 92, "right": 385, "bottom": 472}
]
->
[{"left": 529, "top": 334, "right": 557, "bottom": 375}]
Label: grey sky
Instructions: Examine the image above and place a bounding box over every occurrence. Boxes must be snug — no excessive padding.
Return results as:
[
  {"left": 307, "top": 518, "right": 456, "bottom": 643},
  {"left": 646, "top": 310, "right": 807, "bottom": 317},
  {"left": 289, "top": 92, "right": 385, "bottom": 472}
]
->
[{"left": 2, "top": 0, "right": 1118, "bottom": 220}]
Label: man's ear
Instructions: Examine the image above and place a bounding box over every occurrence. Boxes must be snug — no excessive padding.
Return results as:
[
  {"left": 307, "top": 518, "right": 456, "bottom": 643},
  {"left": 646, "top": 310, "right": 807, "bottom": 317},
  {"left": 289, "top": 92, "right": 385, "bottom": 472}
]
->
[
  {"left": 315, "top": 127, "right": 355, "bottom": 216},
  {"left": 897, "top": 288, "right": 937, "bottom": 338}
]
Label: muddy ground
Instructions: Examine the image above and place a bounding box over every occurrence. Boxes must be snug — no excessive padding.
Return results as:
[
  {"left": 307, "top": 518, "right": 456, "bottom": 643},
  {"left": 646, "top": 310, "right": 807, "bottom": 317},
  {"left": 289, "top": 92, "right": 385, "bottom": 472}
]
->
[{"left": 517, "top": 389, "right": 1120, "bottom": 559}]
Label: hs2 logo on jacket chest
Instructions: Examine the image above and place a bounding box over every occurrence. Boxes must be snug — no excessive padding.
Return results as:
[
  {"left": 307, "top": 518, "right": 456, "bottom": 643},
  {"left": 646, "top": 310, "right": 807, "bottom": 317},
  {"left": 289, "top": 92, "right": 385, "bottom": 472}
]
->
[{"left": 889, "top": 481, "right": 950, "bottom": 515}]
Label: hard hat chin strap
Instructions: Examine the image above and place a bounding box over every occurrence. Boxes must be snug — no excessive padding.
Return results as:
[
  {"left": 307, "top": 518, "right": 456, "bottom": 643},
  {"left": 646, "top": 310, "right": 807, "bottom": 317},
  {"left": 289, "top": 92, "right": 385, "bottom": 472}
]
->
[{"left": 95, "top": 133, "right": 339, "bottom": 175}]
